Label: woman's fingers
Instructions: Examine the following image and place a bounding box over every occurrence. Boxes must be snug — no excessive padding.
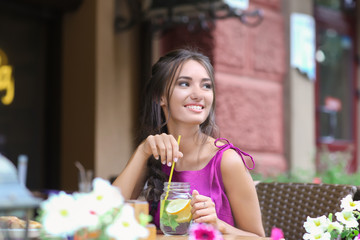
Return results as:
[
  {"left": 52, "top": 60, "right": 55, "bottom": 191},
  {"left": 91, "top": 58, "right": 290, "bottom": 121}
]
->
[
  {"left": 144, "top": 134, "right": 183, "bottom": 165},
  {"left": 193, "top": 213, "right": 217, "bottom": 224},
  {"left": 145, "top": 135, "right": 160, "bottom": 160},
  {"left": 192, "top": 189, "right": 199, "bottom": 197},
  {"left": 192, "top": 206, "right": 217, "bottom": 225},
  {"left": 191, "top": 190, "right": 217, "bottom": 225},
  {"left": 169, "top": 135, "right": 179, "bottom": 164},
  {"left": 155, "top": 135, "right": 168, "bottom": 165},
  {"left": 191, "top": 190, "right": 210, "bottom": 205},
  {"left": 191, "top": 200, "right": 215, "bottom": 215},
  {"left": 163, "top": 134, "right": 174, "bottom": 166}
]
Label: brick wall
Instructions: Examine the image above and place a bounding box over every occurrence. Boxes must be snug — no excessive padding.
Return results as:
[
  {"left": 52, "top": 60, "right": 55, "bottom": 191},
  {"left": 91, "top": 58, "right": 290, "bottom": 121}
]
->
[{"left": 213, "top": 0, "right": 286, "bottom": 175}]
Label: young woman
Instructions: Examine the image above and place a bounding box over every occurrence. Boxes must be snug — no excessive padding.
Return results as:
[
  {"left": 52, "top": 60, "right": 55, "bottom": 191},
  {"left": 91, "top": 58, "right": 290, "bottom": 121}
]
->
[{"left": 112, "top": 48, "right": 265, "bottom": 237}]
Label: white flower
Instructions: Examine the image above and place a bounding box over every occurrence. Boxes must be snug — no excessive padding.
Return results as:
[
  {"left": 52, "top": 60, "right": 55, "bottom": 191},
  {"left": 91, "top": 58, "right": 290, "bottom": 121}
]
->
[
  {"left": 38, "top": 178, "right": 150, "bottom": 240},
  {"left": 325, "top": 219, "right": 343, "bottom": 234},
  {"left": 335, "top": 210, "right": 359, "bottom": 229},
  {"left": 106, "top": 204, "right": 149, "bottom": 240},
  {"left": 340, "top": 195, "right": 360, "bottom": 211},
  {"left": 82, "top": 178, "right": 124, "bottom": 215},
  {"left": 40, "top": 191, "right": 82, "bottom": 236},
  {"left": 72, "top": 192, "right": 101, "bottom": 229},
  {"left": 304, "top": 216, "right": 328, "bottom": 234},
  {"left": 303, "top": 230, "right": 331, "bottom": 240}
]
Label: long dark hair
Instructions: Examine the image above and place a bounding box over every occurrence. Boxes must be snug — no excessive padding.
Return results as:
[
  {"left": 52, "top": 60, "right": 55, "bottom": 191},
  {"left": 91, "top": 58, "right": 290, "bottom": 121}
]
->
[{"left": 139, "top": 48, "right": 218, "bottom": 203}]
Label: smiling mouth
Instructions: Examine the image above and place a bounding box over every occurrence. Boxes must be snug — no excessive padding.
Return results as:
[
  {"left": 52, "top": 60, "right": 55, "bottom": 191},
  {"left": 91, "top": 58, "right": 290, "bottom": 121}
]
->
[{"left": 185, "top": 105, "right": 204, "bottom": 110}]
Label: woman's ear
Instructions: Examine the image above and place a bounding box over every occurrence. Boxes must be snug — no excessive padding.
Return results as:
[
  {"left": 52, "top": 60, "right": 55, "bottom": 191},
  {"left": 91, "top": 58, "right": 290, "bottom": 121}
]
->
[{"left": 160, "top": 96, "right": 166, "bottom": 106}]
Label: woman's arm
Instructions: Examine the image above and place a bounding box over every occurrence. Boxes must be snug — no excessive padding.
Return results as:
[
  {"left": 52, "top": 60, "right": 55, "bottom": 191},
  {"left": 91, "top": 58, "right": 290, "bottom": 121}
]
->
[
  {"left": 191, "top": 190, "right": 260, "bottom": 236},
  {"left": 112, "top": 143, "right": 149, "bottom": 199},
  {"left": 112, "top": 134, "right": 183, "bottom": 200},
  {"left": 220, "top": 149, "right": 265, "bottom": 236},
  {"left": 190, "top": 149, "right": 265, "bottom": 236}
]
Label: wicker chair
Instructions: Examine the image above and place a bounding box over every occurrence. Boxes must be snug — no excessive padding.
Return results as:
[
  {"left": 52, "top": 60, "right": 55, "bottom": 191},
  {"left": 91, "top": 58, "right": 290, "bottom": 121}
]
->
[{"left": 255, "top": 182, "right": 358, "bottom": 240}]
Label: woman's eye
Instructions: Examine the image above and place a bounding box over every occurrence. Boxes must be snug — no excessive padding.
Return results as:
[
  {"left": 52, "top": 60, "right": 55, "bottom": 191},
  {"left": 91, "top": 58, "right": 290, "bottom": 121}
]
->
[
  {"left": 179, "top": 82, "right": 189, "bottom": 87},
  {"left": 203, "top": 83, "right": 212, "bottom": 89}
]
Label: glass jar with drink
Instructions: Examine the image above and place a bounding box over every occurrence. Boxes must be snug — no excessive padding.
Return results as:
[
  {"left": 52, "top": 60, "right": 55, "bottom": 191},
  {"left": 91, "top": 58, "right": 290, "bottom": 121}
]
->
[{"left": 160, "top": 182, "right": 192, "bottom": 235}]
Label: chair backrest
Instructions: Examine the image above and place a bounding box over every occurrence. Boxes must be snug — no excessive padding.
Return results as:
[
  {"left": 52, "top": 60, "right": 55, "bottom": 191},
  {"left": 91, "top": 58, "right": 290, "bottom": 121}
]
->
[{"left": 255, "top": 182, "right": 358, "bottom": 240}]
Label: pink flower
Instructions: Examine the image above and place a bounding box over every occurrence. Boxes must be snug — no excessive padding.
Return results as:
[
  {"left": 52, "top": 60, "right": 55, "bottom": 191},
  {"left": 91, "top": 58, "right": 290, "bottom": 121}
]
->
[
  {"left": 188, "top": 223, "right": 224, "bottom": 240},
  {"left": 312, "top": 177, "right": 322, "bottom": 184},
  {"left": 271, "top": 227, "right": 284, "bottom": 240}
]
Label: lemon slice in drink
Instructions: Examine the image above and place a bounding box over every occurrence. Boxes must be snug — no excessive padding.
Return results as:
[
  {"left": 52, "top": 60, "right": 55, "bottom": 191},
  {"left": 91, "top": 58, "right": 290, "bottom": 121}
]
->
[
  {"left": 165, "top": 199, "right": 192, "bottom": 223},
  {"left": 165, "top": 199, "right": 191, "bottom": 215},
  {"left": 175, "top": 205, "right": 192, "bottom": 223}
]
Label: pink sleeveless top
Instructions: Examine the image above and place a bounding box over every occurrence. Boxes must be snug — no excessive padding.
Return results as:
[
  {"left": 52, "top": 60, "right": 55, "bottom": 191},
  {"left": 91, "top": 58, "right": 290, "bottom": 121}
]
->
[{"left": 151, "top": 138, "right": 255, "bottom": 228}]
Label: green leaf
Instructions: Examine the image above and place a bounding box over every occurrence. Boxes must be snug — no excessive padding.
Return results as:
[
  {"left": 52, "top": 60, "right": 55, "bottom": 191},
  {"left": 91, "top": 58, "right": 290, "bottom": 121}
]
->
[
  {"left": 341, "top": 231, "right": 348, "bottom": 238},
  {"left": 160, "top": 200, "right": 179, "bottom": 231},
  {"left": 348, "top": 229, "right": 359, "bottom": 238},
  {"left": 168, "top": 214, "right": 179, "bottom": 231},
  {"left": 330, "top": 229, "right": 339, "bottom": 239},
  {"left": 161, "top": 211, "right": 179, "bottom": 231},
  {"left": 139, "top": 212, "right": 152, "bottom": 226}
]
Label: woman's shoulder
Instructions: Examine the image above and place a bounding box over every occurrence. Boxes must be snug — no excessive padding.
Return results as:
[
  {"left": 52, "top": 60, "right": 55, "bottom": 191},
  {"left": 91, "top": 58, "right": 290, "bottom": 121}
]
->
[
  {"left": 222, "top": 148, "right": 244, "bottom": 163},
  {"left": 206, "top": 137, "right": 239, "bottom": 158},
  {"left": 220, "top": 152, "right": 249, "bottom": 182},
  {"left": 219, "top": 141, "right": 250, "bottom": 174},
  {"left": 211, "top": 137, "right": 255, "bottom": 170}
]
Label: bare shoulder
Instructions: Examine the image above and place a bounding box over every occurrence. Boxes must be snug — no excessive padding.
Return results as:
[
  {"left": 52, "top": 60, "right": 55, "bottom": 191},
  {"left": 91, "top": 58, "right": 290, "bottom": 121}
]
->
[
  {"left": 221, "top": 148, "right": 248, "bottom": 175},
  {"left": 206, "top": 138, "right": 248, "bottom": 172},
  {"left": 220, "top": 146, "right": 256, "bottom": 196}
]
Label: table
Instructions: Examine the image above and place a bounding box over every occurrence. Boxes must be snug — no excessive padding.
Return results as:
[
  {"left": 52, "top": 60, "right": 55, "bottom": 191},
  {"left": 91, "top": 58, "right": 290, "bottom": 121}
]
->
[{"left": 156, "top": 234, "right": 270, "bottom": 240}]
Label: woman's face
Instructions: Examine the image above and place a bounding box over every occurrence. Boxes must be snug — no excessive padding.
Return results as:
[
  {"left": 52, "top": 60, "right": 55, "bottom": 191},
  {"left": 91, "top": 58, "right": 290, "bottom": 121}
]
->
[{"left": 161, "top": 60, "right": 214, "bottom": 127}]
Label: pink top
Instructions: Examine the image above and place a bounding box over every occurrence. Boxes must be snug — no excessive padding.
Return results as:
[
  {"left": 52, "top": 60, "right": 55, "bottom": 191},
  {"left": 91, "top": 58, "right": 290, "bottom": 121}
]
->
[{"left": 151, "top": 138, "right": 255, "bottom": 228}]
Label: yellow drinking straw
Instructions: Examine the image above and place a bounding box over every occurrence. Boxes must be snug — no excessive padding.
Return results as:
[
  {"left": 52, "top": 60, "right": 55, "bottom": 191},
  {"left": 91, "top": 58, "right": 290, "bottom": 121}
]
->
[{"left": 164, "top": 135, "right": 181, "bottom": 200}]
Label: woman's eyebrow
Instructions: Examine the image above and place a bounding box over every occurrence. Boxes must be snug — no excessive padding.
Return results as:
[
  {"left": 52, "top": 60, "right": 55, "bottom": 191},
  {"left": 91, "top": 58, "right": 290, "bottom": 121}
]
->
[
  {"left": 177, "top": 76, "right": 211, "bottom": 81},
  {"left": 177, "top": 76, "right": 192, "bottom": 80}
]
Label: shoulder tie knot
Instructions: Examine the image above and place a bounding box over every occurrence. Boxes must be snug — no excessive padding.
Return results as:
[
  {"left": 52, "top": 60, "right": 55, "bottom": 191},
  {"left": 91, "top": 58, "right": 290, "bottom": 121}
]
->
[{"left": 214, "top": 138, "right": 255, "bottom": 170}]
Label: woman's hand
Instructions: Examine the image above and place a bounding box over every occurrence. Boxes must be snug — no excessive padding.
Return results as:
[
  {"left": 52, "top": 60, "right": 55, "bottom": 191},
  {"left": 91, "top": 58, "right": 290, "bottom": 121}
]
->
[
  {"left": 142, "top": 133, "right": 183, "bottom": 167},
  {"left": 191, "top": 190, "right": 219, "bottom": 228}
]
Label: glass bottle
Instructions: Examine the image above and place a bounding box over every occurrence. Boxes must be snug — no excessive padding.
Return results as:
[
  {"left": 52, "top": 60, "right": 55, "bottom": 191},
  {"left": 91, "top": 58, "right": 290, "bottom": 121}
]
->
[{"left": 160, "top": 182, "right": 192, "bottom": 235}]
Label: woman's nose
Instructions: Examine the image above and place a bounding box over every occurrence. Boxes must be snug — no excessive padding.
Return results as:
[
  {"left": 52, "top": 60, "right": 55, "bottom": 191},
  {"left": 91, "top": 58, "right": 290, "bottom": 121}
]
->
[{"left": 190, "top": 86, "right": 203, "bottom": 100}]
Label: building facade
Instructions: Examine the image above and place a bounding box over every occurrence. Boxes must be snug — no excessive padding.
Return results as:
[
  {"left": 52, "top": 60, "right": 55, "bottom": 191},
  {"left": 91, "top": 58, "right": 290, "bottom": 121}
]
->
[{"left": 0, "top": 0, "right": 358, "bottom": 191}]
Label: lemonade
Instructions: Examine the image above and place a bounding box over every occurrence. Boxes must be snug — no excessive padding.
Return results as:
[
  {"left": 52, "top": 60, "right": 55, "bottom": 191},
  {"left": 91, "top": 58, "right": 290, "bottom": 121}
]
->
[
  {"left": 160, "top": 198, "right": 192, "bottom": 235},
  {"left": 159, "top": 182, "right": 192, "bottom": 235}
]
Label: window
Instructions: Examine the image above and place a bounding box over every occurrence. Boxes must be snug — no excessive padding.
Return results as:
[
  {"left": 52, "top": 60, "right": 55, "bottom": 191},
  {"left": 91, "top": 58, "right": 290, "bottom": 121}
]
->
[{"left": 315, "top": 0, "right": 358, "bottom": 170}]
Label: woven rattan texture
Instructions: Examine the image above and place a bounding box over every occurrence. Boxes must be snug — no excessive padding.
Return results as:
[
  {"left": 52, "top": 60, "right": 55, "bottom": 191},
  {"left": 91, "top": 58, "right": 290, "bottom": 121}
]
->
[{"left": 255, "top": 182, "right": 358, "bottom": 240}]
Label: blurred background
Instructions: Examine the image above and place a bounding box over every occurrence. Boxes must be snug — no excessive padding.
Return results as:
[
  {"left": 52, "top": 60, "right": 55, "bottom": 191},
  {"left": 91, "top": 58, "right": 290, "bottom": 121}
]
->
[{"left": 0, "top": 0, "right": 359, "bottom": 192}]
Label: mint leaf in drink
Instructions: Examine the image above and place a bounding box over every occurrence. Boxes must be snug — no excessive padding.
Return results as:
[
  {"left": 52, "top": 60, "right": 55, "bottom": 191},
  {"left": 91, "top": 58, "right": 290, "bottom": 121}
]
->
[{"left": 160, "top": 200, "right": 179, "bottom": 231}]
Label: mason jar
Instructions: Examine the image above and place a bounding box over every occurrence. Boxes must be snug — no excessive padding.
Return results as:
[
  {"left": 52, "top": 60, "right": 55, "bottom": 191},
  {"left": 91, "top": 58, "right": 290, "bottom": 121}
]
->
[{"left": 160, "top": 182, "right": 192, "bottom": 235}]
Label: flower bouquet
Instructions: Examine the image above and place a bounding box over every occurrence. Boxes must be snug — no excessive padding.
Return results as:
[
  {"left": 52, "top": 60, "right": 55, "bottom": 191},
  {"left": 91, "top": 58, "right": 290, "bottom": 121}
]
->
[
  {"left": 303, "top": 195, "right": 360, "bottom": 240},
  {"left": 37, "top": 178, "right": 150, "bottom": 240}
]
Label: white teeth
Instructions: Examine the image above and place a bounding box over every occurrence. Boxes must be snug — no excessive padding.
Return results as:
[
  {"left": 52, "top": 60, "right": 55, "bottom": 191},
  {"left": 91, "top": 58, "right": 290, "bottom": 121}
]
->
[{"left": 186, "top": 105, "right": 202, "bottom": 110}]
